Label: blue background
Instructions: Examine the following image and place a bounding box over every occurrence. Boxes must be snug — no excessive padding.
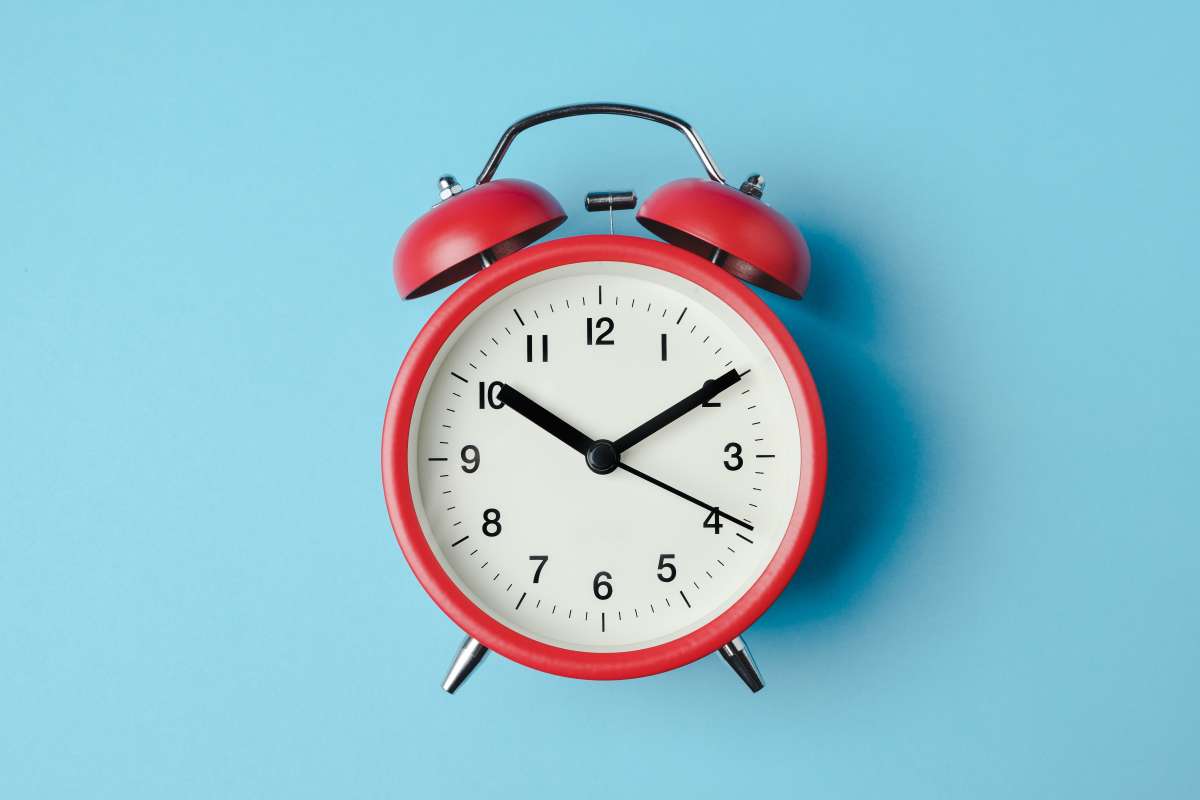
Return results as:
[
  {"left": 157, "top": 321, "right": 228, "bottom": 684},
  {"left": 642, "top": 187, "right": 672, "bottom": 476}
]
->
[{"left": 3, "top": 2, "right": 1197, "bottom": 796}]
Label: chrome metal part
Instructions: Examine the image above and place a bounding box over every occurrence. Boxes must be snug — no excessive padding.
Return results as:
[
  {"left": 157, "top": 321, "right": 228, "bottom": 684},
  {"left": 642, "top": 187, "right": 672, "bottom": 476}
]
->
[
  {"left": 718, "top": 635, "right": 765, "bottom": 693},
  {"left": 442, "top": 635, "right": 488, "bottom": 694}
]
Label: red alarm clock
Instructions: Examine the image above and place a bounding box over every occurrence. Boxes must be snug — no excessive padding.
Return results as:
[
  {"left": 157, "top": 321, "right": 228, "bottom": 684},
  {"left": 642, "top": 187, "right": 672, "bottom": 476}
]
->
[{"left": 382, "top": 103, "right": 826, "bottom": 694}]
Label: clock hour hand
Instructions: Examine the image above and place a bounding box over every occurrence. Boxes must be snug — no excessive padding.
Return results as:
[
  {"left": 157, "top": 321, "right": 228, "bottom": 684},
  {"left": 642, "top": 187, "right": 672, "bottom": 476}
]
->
[
  {"left": 618, "top": 461, "right": 753, "bottom": 531},
  {"left": 611, "top": 368, "right": 741, "bottom": 454},
  {"left": 497, "top": 383, "right": 593, "bottom": 456}
]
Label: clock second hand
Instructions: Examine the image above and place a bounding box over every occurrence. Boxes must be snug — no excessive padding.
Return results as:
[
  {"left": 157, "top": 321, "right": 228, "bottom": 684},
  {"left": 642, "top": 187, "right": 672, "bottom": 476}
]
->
[{"left": 618, "top": 462, "right": 754, "bottom": 532}]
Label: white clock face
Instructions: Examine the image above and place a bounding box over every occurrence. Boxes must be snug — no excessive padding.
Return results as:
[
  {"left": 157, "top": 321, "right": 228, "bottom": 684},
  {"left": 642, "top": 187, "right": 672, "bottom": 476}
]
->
[{"left": 408, "top": 260, "right": 802, "bottom": 652}]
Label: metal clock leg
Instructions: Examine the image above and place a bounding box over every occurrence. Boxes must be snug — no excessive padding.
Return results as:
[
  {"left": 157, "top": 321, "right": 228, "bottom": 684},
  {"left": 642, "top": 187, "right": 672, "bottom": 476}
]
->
[
  {"left": 718, "top": 636, "right": 765, "bottom": 693},
  {"left": 442, "top": 635, "right": 489, "bottom": 694}
]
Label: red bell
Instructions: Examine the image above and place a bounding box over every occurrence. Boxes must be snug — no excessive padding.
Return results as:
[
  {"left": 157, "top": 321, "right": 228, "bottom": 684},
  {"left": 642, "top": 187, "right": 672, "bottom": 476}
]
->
[
  {"left": 638, "top": 176, "right": 811, "bottom": 298},
  {"left": 393, "top": 177, "right": 566, "bottom": 299}
]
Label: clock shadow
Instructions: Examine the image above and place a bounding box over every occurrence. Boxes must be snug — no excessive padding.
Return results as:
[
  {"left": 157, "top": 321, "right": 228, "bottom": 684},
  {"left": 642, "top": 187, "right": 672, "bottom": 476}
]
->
[{"left": 754, "top": 227, "right": 924, "bottom": 631}]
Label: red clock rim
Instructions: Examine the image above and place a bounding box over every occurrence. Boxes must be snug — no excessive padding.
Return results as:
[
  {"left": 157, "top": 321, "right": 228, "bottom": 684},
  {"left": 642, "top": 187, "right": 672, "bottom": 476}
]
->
[{"left": 381, "top": 235, "right": 826, "bottom": 680}]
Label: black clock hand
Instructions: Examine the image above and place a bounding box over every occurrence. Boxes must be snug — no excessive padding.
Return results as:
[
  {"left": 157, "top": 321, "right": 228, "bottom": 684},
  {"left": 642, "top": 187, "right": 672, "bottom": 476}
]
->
[
  {"left": 612, "top": 369, "right": 741, "bottom": 454},
  {"left": 618, "top": 461, "right": 753, "bottom": 531},
  {"left": 497, "top": 383, "right": 593, "bottom": 456}
]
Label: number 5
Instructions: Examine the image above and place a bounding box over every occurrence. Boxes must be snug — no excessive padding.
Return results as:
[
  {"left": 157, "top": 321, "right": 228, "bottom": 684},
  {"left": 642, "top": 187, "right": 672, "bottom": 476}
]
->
[{"left": 657, "top": 553, "right": 676, "bottom": 583}]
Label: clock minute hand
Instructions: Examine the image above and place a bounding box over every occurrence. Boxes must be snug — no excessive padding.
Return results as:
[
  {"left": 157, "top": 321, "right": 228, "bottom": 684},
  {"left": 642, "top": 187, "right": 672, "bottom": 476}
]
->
[
  {"left": 497, "top": 383, "right": 593, "bottom": 456},
  {"left": 611, "top": 368, "right": 741, "bottom": 454}
]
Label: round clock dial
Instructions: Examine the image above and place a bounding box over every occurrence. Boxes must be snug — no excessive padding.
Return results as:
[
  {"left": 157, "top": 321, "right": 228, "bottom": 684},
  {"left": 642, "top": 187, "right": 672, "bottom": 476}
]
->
[{"left": 404, "top": 259, "right": 803, "bottom": 653}]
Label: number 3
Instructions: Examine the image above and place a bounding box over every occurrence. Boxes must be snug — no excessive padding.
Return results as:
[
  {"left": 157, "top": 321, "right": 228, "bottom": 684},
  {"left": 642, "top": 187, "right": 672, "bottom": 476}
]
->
[{"left": 724, "top": 442, "right": 743, "bottom": 470}]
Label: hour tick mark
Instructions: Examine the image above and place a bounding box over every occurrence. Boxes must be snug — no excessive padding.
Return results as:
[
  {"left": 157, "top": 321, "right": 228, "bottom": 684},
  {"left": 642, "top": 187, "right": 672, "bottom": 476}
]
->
[
  {"left": 513, "top": 309, "right": 525, "bottom": 326},
  {"left": 451, "top": 535, "right": 469, "bottom": 547},
  {"left": 601, "top": 612, "right": 606, "bottom": 632},
  {"left": 450, "top": 371, "right": 468, "bottom": 383},
  {"left": 680, "top": 591, "right": 691, "bottom": 608},
  {"left": 756, "top": 454, "right": 775, "bottom": 458},
  {"left": 427, "top": 457, "right": 448, "bottom": 462},
  {"left": 516, "top": 592, "right": 526, "bottom": 610},
  {"left": 677, "top": 307, "right": 688, "bottom": 324},
  {"left": 736, "top": 532, "right": 754, "bottom": 544}
]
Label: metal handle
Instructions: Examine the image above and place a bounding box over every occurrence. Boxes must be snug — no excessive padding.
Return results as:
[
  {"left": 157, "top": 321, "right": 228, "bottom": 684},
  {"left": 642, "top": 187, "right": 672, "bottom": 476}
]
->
[{"left": 475, "top": 102, "right": 727, "bottom": 186}]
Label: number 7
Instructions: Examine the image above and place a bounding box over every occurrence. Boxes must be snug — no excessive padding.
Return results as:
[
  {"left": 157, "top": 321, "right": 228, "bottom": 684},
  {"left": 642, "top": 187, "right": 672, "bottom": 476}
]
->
[{"left": 529, "top": 555, "right": 549, "bottom": 583}]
